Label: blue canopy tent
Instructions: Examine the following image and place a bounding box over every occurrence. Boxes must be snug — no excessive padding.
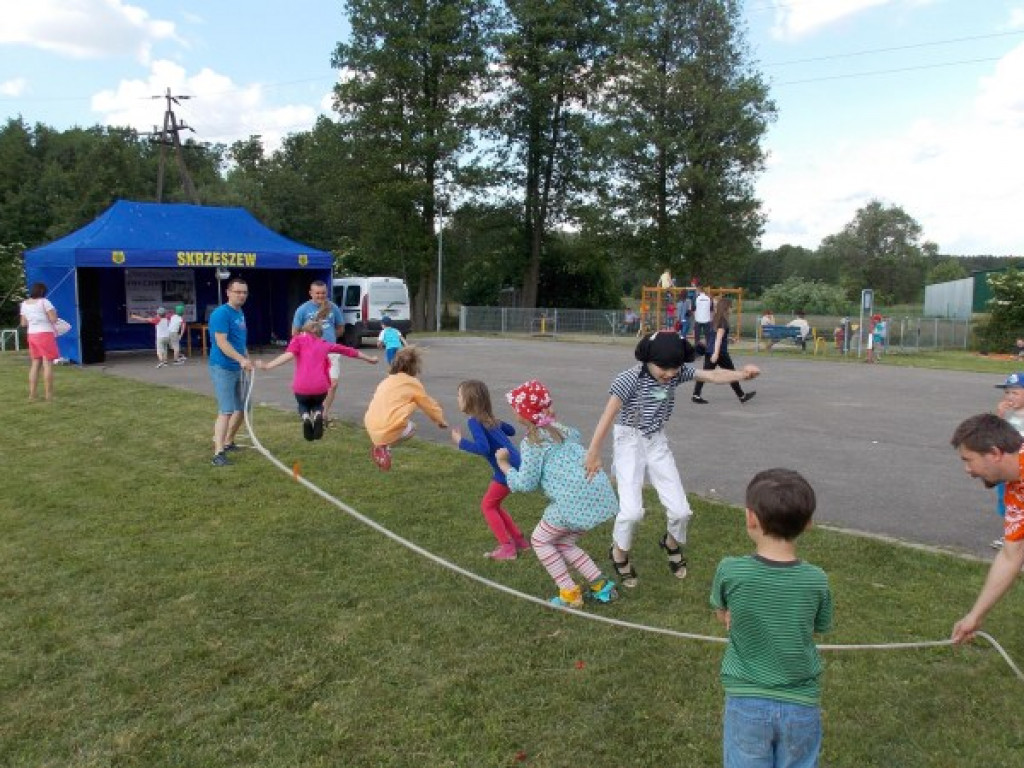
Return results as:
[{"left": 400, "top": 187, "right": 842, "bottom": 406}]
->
[{"left": 24, "top": 201, "right": 333, "bottom": 363}]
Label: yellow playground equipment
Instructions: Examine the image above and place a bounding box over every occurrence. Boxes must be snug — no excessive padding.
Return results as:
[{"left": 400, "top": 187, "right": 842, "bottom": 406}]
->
[{"left": 638, "top": 286, "right": 744, "bottom": 340}]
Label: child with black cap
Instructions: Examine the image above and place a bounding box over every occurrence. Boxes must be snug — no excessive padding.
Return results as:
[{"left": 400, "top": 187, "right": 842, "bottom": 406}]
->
[{"left": 584, "top": 331, "right": 760, "bottom": 587}]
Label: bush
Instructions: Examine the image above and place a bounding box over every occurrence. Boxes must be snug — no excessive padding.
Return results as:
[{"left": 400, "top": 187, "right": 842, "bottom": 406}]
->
[
  {"left": 760, "top": 277, "right": 848, "bottom": 315},
  {"left": 979, "top": 268, "right": 1024, "bottom": 352}
]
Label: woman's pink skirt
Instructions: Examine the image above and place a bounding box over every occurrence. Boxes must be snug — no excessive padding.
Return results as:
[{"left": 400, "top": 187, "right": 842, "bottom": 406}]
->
[{"left": 28, "top": 331, "right": 59, "bottom": 361}]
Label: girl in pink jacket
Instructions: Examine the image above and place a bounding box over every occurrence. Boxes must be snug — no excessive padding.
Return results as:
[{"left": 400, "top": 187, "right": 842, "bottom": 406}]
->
[{"left": 258, "top": 319, "right": 378, "bottom": 440}]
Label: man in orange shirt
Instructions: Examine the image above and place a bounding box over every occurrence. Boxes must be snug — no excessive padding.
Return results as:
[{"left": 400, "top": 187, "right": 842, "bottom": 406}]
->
[{"left": 950, "top": 413, "right": 1024, "bottom": 644}]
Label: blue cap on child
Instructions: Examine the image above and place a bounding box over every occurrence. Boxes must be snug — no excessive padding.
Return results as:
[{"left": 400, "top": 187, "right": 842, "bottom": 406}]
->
[
  {"left": 381, "top": 315, "right": 393, "bottom": 326},
  {"left": 996, "top": 373, "right": 1024, "bottom": 389}
]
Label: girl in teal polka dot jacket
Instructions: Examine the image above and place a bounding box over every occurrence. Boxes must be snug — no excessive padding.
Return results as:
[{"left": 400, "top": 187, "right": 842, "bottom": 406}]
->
[{"left": 496, "top": 379, "right": 619, "bottom": 609}]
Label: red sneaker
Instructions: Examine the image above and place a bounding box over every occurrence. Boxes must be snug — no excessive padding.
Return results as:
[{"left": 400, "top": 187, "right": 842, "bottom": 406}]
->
[
  {"left": 371, "top": 445, "right": 392, "bottom": 471},
  {"left": 484, "top": 542, "right": 517, "bottom": 560}
]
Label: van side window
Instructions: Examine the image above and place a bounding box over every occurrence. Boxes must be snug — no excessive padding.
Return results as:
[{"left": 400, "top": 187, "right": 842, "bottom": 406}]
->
[{"left": 343, "top": 286, "right": 361, "bottom": 307}]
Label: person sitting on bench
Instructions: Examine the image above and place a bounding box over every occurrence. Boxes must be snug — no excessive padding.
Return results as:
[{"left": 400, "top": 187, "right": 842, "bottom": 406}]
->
[{"left": 787, "top": 310, "right": 811, "bottom": 350}]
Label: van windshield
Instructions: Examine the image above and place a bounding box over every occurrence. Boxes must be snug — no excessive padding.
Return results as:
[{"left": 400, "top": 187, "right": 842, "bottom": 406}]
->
[{"left": 371, "top": 285, "right": 407, "bottom": 306}]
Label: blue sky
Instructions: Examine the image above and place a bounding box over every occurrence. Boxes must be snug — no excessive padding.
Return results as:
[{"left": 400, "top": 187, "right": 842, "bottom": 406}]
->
[{"left": 2, "top": 0, "right": 1022, "bottom": 256}]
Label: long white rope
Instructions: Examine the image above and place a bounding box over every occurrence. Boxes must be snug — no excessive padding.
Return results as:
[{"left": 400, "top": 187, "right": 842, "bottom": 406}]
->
[{"left": 240, "top": 370, "right": 1023, "bottom": 682}]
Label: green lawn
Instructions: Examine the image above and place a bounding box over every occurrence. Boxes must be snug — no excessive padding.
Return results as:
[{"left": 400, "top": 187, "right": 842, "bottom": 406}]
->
[
  {"left": 0, "top": 354, "right": 1022, "bottom": 767},
  {"left": 744, "top": 343, "right": 1022, "bottom": 374}
]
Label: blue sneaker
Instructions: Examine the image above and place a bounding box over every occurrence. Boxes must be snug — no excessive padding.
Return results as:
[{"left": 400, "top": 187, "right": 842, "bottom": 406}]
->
[
  {"left": 211, "top": 452, "right": 230, "bottom": 467},
  {"left": 586, "top": 578, "right": 619, "bottom": 604},
  {"left": 223, "top": 442, "right": 242, "bottom": 452}
]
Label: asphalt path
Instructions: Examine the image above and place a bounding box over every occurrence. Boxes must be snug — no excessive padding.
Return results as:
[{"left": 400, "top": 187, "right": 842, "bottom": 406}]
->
[{"left": 103, "top": 335, "right": 1007, "bottom": 560}]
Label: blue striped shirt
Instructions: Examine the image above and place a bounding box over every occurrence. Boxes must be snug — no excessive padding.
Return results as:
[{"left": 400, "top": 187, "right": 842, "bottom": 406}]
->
[{"left": 609, "top": 363, "right": 696, "bottom": 436}]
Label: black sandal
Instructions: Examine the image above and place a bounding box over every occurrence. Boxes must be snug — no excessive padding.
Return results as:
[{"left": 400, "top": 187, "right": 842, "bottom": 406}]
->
[
  {"left": 658, "top": 534, "right": 688, "bottom": 579},
  {"left": 609, "top": 546, "right": 639, "bottom": 588}
]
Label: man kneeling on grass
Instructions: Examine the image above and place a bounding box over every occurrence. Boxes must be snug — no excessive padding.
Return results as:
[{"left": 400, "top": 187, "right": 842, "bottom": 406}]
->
[{"left": 950, "top": 413, "right": 1024, "bottom": 646}]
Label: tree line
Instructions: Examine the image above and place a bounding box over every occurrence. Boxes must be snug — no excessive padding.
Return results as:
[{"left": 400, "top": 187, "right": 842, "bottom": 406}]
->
[{"left": 0, "top": 0, "right": 1018, "bottom": 328}]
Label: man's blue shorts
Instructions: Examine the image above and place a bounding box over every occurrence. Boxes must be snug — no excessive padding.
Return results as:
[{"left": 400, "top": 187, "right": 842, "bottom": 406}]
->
[{"left": 210, "top": 364, "right": 244, "bottom": 414}]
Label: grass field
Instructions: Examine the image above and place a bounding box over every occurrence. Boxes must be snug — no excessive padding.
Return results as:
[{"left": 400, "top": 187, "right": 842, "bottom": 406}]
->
[{"left": 1, "top": 353, "right": 1022, "bottom": 767}]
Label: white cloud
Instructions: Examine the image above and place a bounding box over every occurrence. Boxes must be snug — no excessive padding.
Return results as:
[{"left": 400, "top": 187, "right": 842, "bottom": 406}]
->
[
  {"left": 0, "top": 78, "right": 28, "bottom": 97},
  {"left": 975, "top": 42, "right": 1024, "bottom": 127},
  {"left": 0, "top": 0, "right": 178, "bottom": 62},
  {"left": 758, "top": 43, "right": 1024, "bottom": 255},
  {"left": 91, "top": 59, "right": 321, "bottom": 152},
  {"left": 771, "top": 0, "right": 893, "bottom": 41}
]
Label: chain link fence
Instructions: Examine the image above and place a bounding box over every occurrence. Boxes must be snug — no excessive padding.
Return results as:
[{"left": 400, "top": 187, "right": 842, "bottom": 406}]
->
[
  {"left": 458, "top": 306, "right": 642, "bottom": 338},
  {"left": 458, "top": 306, "right": 976, "bottom": 352}
]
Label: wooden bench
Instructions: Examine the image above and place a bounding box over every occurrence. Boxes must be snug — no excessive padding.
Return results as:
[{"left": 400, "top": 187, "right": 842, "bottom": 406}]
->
[{"left": 758, "top": 324, "right": 809, "bottom": 351}]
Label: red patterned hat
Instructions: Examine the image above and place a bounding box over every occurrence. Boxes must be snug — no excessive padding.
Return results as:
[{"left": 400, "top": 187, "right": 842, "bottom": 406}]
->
[{"left": 506, "top": 380, "right": 554, "bottom": 426}]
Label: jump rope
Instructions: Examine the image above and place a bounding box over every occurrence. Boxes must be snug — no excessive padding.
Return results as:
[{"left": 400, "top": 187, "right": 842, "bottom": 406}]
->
[{"left": 239, "top": 370, "right": 1023, "bottom": 683}]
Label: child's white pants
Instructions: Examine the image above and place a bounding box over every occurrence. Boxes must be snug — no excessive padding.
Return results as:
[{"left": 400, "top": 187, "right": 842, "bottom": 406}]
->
[{"left": 611, "top": 424, "right": 692, "bottom": 552}]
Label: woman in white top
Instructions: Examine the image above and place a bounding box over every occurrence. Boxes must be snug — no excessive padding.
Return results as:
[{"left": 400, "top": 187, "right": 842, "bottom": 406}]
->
[{"left": 19, "top": 282, "right": 59, "bottom": 401}]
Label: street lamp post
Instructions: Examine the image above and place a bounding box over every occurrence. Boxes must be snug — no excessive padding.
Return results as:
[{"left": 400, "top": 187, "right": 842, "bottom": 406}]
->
[{"left": 435, "top": 194, "right": 444, "bottom": 333}]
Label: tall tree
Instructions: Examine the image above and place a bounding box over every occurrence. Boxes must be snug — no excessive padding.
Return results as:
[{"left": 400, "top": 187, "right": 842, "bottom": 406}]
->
[
  {"left": 0, "top": 241, "right": 26, "bottom": 325},
  {"left": 331, "top": 0, "right": 492, "bottom": 329},
  {"left": 491, "top": 0, "right": 614, "bottom": 307},
  {"left": 0, "top": 119, "right": 227, "bottom": 248},
  {"left": 591, "top": 0, "right": 773, "bottom": 285},
  {"left": 0, "top": 119, "right": 45, "bottom": 246},
  {"left": 818, "top": 200, "right": 936, "bottom": 303}
]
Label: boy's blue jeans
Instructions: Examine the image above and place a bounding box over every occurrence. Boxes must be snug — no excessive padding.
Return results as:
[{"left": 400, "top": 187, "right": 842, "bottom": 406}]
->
[{"left": 723, "top": 696, "right": 822, "bottom": 768}]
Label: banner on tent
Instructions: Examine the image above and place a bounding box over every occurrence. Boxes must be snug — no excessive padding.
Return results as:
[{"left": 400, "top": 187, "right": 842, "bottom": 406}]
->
[{"left": 125, "top": 269, "right": 197, "bottom": 322}]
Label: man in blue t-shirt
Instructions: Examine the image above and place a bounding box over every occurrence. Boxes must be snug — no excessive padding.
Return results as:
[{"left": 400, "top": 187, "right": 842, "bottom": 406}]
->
[
  {"left": 292, "top": 280, "right": 345, "bottom": 421},
  {"left": 208, "top": 278, "right": 253, "bottom": 466}
]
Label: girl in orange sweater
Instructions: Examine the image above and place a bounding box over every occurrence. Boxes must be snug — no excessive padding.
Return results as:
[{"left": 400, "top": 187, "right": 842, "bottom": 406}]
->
[{"left": 364, "top": 346, "right": 448, "bottom": 470}]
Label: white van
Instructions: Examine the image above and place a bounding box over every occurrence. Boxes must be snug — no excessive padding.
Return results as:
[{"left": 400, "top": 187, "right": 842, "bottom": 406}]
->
[{"left": 332, "top": 276, "right": 412, "bottom": 347}]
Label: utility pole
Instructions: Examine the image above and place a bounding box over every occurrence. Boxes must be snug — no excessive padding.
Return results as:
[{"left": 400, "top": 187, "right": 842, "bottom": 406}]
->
[{"left": 148, "top": 87, "right": 200, "bottom": 204}]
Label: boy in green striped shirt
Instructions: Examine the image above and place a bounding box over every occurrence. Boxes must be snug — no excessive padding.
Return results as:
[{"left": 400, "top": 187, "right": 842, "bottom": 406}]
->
[{"left": 710, "top": 468, "right": 834, "bottom": 768}]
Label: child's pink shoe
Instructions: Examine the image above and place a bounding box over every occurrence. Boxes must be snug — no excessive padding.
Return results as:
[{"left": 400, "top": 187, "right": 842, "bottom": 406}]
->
[
  {"left": 514, "top": 539, "right": 532, "bottom": 552},
  {"left": 484, "top": 542, "right": 517, "bottom": 560}
]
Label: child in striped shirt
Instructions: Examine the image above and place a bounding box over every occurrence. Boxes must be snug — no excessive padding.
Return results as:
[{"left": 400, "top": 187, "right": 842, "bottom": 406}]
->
[
  {"left": 710, "top": 468, "right": 833, "bottom": 768},
  {"left": 584, "top": 331, "right": 759, "bottom": 587}
]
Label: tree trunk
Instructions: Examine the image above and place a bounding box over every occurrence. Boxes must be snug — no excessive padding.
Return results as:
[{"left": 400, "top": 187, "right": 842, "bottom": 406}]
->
[{"left": 522, "top": 228, "right": 542, "bottom": 308}]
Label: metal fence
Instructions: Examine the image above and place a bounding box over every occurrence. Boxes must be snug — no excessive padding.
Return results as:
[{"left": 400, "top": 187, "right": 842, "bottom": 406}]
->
[
  {"left": 458, "top": 306, "right": 976, "bottom": 351},
  {"left": 458, "top": 306, "right": 642, "bottom": 338}
]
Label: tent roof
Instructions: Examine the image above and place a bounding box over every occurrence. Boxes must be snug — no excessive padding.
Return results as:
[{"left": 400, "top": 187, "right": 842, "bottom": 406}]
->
[{"left": 25, "top": 200, "right": 332, "bottom": 269}]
